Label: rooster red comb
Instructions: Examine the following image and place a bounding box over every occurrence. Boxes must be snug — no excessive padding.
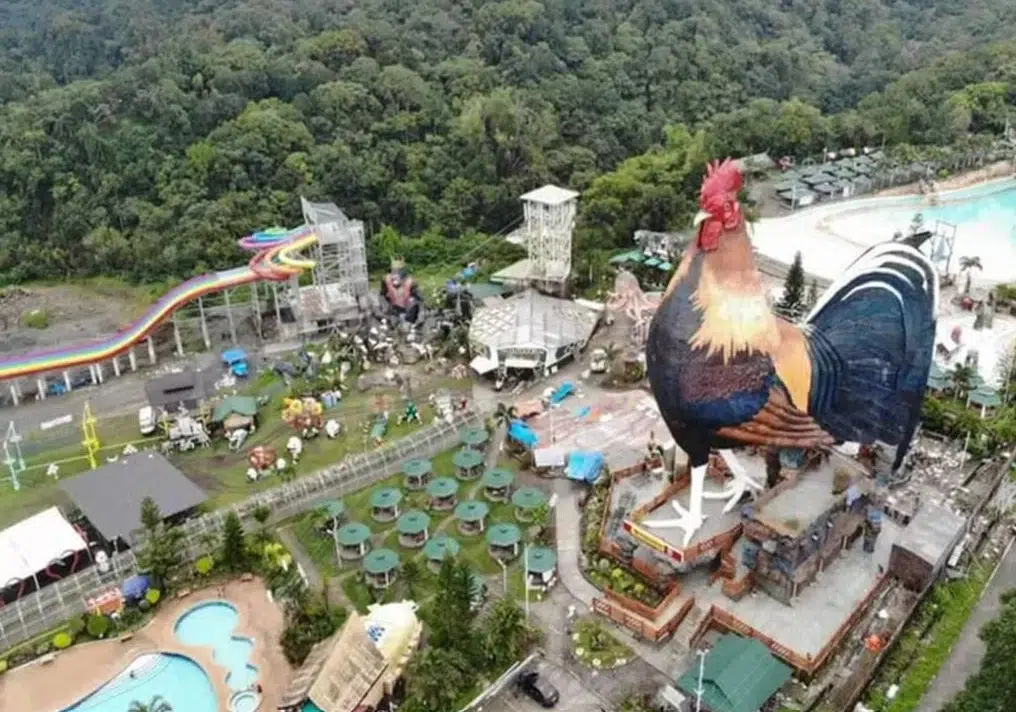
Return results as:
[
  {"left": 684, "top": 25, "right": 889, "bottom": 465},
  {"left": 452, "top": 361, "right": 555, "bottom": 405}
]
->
[{"left": 699, "top": 159, "right": 743, "bottom": 210}]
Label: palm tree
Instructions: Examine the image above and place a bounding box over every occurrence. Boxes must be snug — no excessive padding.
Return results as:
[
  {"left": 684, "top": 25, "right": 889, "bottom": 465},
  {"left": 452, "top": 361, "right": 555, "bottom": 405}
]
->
[
  {"left": 493, "top": 402, "right": 518, "bottom": 429},
  {"left": 959, "top": 256, "right": 982, "bottom": 295},
  {"left": 951, "top": 364, "right": 977, "bottom": 397},
  {"left": 128, "top": 696, "right": 172, "bottom": 712}
]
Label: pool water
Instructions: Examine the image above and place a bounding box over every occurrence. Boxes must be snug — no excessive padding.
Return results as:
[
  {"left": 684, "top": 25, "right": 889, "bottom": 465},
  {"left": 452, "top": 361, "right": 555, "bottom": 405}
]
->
[
  {"left": 63, "top": 653, "right": 217, "bottom": 712},
  {"left": 175, "top": 600, "right": 259, "bottom": 691}
]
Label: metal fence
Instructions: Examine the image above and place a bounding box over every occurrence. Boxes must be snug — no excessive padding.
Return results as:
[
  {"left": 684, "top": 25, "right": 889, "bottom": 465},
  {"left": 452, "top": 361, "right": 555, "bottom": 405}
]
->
[{"left": 0, "top": 409, "right": 482, "bottom": 653}]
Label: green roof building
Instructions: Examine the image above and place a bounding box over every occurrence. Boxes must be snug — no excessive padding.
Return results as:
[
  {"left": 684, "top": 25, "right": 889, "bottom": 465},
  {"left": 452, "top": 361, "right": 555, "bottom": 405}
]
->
[
  {"left": 212, "top": 395, "right": 259, "bottom": 429},
  {"left": 676, "top": 635, "right": 791, "bottom": 712}
]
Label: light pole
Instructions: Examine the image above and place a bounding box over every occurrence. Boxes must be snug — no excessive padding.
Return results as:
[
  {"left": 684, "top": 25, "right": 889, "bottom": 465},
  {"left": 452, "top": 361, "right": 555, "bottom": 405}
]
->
[
  {"left": 523, "top": 543, "right": 530, "bottom": 621},
  {"left": 497, "top": 556, "right": 508, "bottom": 595},
  {"left": 695, "top": 648, "right": 707, "bottom": 712}
]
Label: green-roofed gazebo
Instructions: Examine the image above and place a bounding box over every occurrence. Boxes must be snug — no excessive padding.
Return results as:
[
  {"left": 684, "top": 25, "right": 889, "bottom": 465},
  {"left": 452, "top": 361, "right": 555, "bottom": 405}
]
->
[
  {"left": 459, "top": 426, "right": 489, "bottom": 450},
  {"left": 608, "top": 250, "right": 643, "bottom": 265},
  {"left": 525, "top": 547, "right": 558, "bottom": 591},
  {"left": 643, "top": 256, "right": 660, "bottom": 267},
  {"left": 396, "top": 509, "right": 431, "bottom": 548},
  {"left": 362, "top": 548, "right": 400, "bottom": 588},
  {"left": 314, "top": 498, "right": 346, "bottom": 531},
  {"left": 486, "top": 523, "right": 522, "bottom": 560},
  {"left": 455, "top": 500, "right": 490, "bottom": 536},
  {"left": 968, "top": 386, "right": 1002, "bottom": 417},
  {"left": 212, "top": 395, "right": 259, "bottom": 430},
  {"left": 370, "top": 487, "right": 403, "bottom": 523},
  {"left": 927, "top": 373, "right": 950, "bottom": 392},
  {"left": 336, "top": 522, "right": 371, "bottom": 560},
  {"left": 402, "top": 458, "right": 432, "bottom": 490},
  {"left": 453, "top": 448, "right": 485, "bottom": 480},
  {"left": 512, "top": 486, "right": 548, "bottom": 522},
  {"left": 482, "top": 468, "right": 515, "bottom": 502},
  {"left": 676, "top": 634, "right": 791, "bottom": 712},
  {"left": 423, "top": 535, "right": 461, "bottom": 571},
  {"left": 426, "top": 476, "right": 459, "bottom": 510},
  {"left": 657, "top": 261, "right": 673, "bottom": 272}
]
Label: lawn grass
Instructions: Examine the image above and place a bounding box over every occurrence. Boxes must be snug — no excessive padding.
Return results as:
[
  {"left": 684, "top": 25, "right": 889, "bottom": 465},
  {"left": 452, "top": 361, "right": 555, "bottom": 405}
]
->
[
  {"left": 572, "top": 616, "right": 633, "bottom": 668},
  {"left": 864, "top": 562, "right": 994, "bottom": 712},
  {"left": 284, "top": 442, "right": 546, "bottom": 611}
]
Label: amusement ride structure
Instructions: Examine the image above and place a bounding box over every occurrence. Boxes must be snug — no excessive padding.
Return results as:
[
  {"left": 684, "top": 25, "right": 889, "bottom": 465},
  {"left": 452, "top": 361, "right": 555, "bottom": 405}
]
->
[{"left": 0, "top": 198, "right": 369, "bottom": 405}]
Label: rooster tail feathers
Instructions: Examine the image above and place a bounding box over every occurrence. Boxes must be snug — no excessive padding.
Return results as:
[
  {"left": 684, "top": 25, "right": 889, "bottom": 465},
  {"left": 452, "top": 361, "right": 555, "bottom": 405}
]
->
[{"left": 805, "top": 243, "right": 938, "bottom": 469}]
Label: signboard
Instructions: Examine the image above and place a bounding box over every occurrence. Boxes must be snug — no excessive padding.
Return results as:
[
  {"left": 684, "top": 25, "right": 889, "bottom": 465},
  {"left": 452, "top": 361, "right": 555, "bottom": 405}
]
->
[{"left": 622, "top": 520, "right": 683, "bottom": 563}]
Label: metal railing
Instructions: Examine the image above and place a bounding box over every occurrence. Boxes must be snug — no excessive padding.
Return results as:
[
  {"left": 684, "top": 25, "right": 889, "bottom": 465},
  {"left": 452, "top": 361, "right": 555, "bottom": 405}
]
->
[{"left": 0, "top": 410, "right": 482, "bottom": 652}]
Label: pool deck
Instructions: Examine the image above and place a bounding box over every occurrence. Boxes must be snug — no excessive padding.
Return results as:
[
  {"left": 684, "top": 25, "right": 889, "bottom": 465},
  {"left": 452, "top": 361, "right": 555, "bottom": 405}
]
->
[{"left": 0, "top": 577, "right": 289, "bottom": 712}]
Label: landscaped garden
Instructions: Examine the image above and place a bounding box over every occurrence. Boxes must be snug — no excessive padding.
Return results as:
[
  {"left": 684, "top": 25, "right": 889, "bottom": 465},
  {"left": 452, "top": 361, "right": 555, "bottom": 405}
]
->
[
  {"left": 284, "top": 442, "right": 553, "bottom": 613},
  {"left": 571, "top": 616, "right": 633, "bottom": 669}
]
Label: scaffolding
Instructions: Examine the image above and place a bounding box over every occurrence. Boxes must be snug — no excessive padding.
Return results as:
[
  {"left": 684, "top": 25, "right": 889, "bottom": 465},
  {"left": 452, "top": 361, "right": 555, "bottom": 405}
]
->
[{"left": 295, "top": 197, "right": 370, "bottom": 336}]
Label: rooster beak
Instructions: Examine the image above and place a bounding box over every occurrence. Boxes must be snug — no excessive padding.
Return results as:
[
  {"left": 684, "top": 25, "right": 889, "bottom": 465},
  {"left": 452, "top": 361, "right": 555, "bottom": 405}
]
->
[{"left": 693, "top": 210, "right": 711, "bottom": 228}]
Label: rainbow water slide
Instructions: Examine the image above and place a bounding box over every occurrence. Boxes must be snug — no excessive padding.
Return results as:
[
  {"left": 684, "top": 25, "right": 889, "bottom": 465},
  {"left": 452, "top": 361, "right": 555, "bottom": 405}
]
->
[{"left": 0, "top": 227, "right": 317, "bottom": 381}]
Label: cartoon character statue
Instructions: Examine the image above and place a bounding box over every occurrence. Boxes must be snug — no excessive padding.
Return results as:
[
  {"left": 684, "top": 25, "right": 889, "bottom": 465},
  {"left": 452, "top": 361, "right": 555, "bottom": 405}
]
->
[
  {"left": 381, "top": 258, "right": 423, "bottom": 323},
  {"left": 248, "top": 445, "right": 277, "bottom": 474},
  {"left": 282, "top": 397, "right": 324, "bottom": 432},
  {"left": 398, "top": 400, "right": 421, "bottom": 425}
]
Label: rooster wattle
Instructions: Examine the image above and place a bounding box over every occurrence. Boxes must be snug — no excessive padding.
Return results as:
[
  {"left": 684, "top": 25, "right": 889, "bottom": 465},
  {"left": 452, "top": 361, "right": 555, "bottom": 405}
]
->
[{"left": 646, "top": 159, "right": 937, "bottom": 545}]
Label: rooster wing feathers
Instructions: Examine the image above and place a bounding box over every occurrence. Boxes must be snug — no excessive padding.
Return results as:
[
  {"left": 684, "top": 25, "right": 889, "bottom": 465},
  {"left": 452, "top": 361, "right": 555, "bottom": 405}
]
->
[{"left": 804, "top": 242, "right": 938, "bottom": 468}]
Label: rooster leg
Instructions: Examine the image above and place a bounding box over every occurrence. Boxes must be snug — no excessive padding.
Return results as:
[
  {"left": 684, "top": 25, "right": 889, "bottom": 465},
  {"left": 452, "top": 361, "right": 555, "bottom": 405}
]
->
[{"left": 644, "top": 464, "right": 709, "bottom": 547}]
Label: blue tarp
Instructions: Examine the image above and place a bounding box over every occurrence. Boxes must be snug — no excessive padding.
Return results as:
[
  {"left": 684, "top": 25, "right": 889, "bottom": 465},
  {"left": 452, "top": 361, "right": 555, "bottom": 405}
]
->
[
  {"left": 549, "top": 381, "right": 575, "bottom": 405},
  {"left": 221, "top": 347, "right": 248, "bottom": 364},
  {"left": 567, "top": 451, "right": 604, "bottom": 483},
  {"left": 122, "top": 574, "right": 150, "bottom": 600},
  {"left": 508, "top": 420, "right": 538, "bottom": 449}
]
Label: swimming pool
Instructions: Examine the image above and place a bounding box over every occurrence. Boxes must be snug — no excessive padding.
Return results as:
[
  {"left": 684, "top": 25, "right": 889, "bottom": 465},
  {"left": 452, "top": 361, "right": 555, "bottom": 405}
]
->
[
  {"left": 174, "top": 600, "right": 259, "bottom": 691},
  {"left": 752, "top": 178, "right": 1016, "bottom": 285},
  {"left": 62, "top": 653, "right": 217, "bottom": 712}
]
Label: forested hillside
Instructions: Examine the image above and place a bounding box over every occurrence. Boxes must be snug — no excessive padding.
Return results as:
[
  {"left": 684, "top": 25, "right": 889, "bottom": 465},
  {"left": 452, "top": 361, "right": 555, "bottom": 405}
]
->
[{"left": 2, "top": 0, "right": 1016, "bottom": 284}]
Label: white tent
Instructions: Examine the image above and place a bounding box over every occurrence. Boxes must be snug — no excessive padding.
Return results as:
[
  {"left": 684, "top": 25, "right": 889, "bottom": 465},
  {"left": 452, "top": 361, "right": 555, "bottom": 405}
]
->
[{"left": 0, "top": 507, "right": 87, "bottom": 586}]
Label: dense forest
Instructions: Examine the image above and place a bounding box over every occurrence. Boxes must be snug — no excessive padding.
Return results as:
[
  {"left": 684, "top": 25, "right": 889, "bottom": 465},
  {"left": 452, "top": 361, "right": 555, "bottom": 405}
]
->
[{"left": 2, "top": 0, "right": 1016, "bottom": 284}]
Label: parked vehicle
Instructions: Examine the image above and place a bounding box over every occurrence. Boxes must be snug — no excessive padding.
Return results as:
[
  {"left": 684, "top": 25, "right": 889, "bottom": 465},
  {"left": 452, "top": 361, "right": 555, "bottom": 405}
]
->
[
  {"left": 138, "top": 406, "right": 157, "bottom": 435},
  {"left": 516, "top": 671, "right": 559, "bottom": 708},
  {"left": 221, "top": 347, "right": 250, "bottom": 378}
]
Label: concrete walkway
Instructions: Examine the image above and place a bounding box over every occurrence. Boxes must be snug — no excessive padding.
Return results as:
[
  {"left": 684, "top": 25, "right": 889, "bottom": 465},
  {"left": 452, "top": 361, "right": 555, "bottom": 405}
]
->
[
  {"left": 552, "top": 478, "right": 601, "bottom": 607},
  {"left": 917, "top": 537, "right": 1016, "bottom": 712},
  {"left": 278, "top": 526, "right": 324, "bottom": 591}
]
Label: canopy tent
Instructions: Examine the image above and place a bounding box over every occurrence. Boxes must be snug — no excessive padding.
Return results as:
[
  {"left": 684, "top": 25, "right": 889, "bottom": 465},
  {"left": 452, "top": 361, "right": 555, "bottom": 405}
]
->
[
  {"left": 566, "top": 451, "right": 604, "bottom": 483},
  {"left": 508, "top": 420, "right": 538, "bottom": 449},
  {"left": 0, "top": 507, "right": 88, "bottom": 586},
  {"left": 122, "top": 574, "right": 151, "bottom": 600}
]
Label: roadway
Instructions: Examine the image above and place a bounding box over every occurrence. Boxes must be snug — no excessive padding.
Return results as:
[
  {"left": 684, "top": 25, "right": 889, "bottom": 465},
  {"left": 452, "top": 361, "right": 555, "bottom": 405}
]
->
[{"left": 917, "top": 536, "right": 1016, "bottom": 711}]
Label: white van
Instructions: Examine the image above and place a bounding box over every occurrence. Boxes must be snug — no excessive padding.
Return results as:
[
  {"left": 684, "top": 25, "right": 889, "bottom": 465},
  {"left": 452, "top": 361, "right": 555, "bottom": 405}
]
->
[{"left": 138, "top": 406, "right": 157, "bottom": 435}]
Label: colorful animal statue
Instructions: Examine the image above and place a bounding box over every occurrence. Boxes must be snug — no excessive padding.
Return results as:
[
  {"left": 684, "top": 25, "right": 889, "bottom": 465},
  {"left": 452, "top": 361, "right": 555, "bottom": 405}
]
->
[
  {"left": 398, "top": 401, "right": 420, "bottom": 425},
  {"left": 380, "top": 258, "right": 423, "bottom": 323},
  {"left": 248, "top": 445, "right": 277, "bottom": 474},
  {"left": 646, "top": 160, "right": 937, "bottom": 545},
  {"left": 282, "top": 397, "right": 324, "bottom": 431}
]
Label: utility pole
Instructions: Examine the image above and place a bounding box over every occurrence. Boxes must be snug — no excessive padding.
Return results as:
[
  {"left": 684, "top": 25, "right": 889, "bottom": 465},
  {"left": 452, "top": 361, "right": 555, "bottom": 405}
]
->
[
  {"left": 695, "top": 648, "right": 707, "bottom": 712},
  {"left": 498, "top": 557, "right": 508, "bottom": 595},
  {"left": 524, "top": 543, "right": 530, "bottom": 621}
]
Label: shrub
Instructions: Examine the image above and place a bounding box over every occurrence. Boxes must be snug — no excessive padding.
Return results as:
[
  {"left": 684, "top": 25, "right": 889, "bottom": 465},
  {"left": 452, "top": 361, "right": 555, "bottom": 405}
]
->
[
  {"left": 195, "top": 555, "right": 214, "bottom": 575},
  {"left": 86, "top": 614, "right": 109, "bottom": 638},
  {"left": 139, "top": 599, "right": 151, "bottom": 612},
  {"left": 22, "top": 309, "right": 48, "bottom": 329},
  {"left": 35, "top": 642, "right": 51, "bottom": 657},
  {"left": 68, "top": 617, "right": 86, "bottom": 637},
  {"left": 0, "top": 658, "right": 7, "bottom": 674},
  {"left": 53, "top": 632, "right": 72, "bottom": 649},
  {"left": 145, "top": 589, "right": 162, "bottom": 606}
]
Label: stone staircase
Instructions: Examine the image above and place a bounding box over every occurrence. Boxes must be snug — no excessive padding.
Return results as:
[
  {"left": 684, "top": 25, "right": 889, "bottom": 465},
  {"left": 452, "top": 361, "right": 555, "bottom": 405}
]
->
[{"left": 671, "top": 602, "right": 707, "bottom": 650}]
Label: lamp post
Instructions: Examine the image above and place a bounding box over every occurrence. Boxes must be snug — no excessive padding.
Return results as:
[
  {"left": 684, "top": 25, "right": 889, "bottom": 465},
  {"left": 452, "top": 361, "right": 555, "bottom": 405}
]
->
[
  {"left": 695, "top": 648, "right": 707, "bottom": 712},
  {"left": 523, "top": 543, "right": 530, "bottom": 622},
  {"left": 497, "top": 556, "right": 508, "bottom": 595}
]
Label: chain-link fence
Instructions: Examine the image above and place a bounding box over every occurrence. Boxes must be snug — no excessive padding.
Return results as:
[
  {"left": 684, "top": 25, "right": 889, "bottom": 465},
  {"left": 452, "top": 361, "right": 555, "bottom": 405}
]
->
[{"left": 0, "top": 409, "right": 482, "bottom": 652}]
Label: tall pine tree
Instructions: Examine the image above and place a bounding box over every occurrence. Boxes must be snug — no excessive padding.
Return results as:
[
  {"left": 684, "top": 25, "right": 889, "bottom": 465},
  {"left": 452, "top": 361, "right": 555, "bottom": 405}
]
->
[{"left": 777, "top": 251, "right": 806, "bottom": 319}]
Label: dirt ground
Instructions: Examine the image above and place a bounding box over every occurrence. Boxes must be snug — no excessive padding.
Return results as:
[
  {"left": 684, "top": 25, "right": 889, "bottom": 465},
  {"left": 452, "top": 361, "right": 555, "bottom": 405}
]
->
[{"left": 0, "top": 283, "right": 145, "bottom": 357}]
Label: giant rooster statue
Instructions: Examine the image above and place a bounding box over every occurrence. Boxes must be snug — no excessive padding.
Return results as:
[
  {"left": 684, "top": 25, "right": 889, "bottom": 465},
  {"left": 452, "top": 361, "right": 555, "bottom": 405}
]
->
[{"left": 646, "top": 160, "right": 937, "bottom": 545}]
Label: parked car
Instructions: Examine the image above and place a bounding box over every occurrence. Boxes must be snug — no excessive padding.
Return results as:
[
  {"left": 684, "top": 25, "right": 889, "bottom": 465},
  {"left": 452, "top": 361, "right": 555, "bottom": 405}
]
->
[{"left": 516, "top": 671, "right": 559, "bottom": 708}]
